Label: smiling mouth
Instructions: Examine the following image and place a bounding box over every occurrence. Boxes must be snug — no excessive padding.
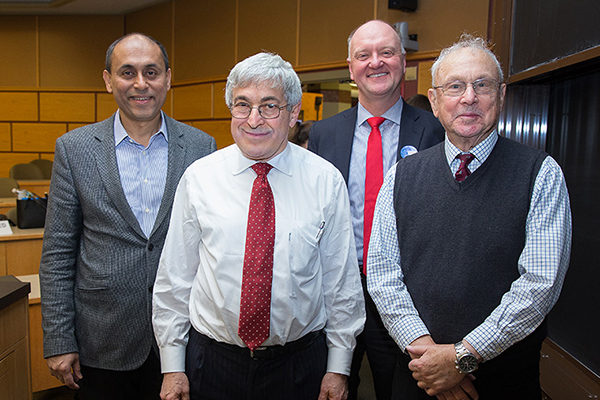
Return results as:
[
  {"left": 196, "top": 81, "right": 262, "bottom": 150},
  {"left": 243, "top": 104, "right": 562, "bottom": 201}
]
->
[
  {"left": 131, "top": 96, "right": 152, "bottom": 101},
  {"left": 368, "top": 72, "right": 388, "bottom": 78}
]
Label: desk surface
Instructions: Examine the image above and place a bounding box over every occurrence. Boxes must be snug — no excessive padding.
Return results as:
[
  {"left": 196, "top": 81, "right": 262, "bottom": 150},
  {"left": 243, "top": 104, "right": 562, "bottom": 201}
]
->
[
  {"left": 0, "top": 197, "right": 16, "bottom": 207},
  {"left": 0, "top": 227, "right": 44, "bottom": 241}
]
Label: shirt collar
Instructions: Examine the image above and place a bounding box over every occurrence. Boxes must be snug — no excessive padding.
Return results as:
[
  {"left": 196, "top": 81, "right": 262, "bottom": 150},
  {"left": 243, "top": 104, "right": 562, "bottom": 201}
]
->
[
  {"left": 113, "top": 109, "right": 169, "bottom": 146},
  {"left": 232, "top": 143, "right": 293, "bottom": 177},
  {"left": 444, "top": 131, "right": 498, "bottom": 166},
  {"left": 356, "top": 97, "right": 403, "bottom": 127}
]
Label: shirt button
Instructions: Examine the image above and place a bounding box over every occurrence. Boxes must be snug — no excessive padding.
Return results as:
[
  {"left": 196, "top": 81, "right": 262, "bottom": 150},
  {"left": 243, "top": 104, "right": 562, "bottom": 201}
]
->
[
  {"left": 145, "top": 208, "right": 150, "bottom": 213},
  {"left": 144, "top": 178, "right": 148, "bottom": 184}
]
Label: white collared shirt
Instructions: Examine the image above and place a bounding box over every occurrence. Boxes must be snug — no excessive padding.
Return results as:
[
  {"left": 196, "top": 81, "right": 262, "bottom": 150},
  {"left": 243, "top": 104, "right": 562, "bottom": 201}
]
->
[{"left": 153, "top": 143, "right": 365, "bottom": 375}]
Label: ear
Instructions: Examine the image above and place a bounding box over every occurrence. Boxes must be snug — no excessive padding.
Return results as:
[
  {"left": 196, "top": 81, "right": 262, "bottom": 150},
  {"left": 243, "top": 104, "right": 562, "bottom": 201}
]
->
[
  {"left": 347, "top": 58, "right": 355, "bottom": 82},
  {"left": 102, "top": 70, "right": 113, "bottom": 94},
  {"left": 289, "top": 102, "right": 302, "bottom": 127},
  {"left": 427, "top": 88, "right": 439, "bottom": 118},
  {"left": 166, "top": 68, "right": 172, "bottom": 91},
  {"left": 499, "top": 82, "right": 507, "bottom": 109}
]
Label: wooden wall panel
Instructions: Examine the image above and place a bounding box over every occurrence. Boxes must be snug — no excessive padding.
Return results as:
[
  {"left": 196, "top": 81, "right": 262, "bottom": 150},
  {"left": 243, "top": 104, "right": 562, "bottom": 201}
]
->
[
  {"left": 192, "top": 120, "right": 232, "bottom": 150},
  {"left": 12, "top": 123, "right": 66, "bottom": 153},
  {"left": 125, "top": 1, "right": 173, "bottom": 56},
  {"left": 172, "top": 84, "right": 212, "bottom": 121},
  {"left": 0, "top": 154, "right": 39, "bottom": 178},
  {"left": 0, "top": 124, "right": 10, "bottom": 152},
  {"left": 383, "top": 0, "right": 489, "bottom": 52},
  {"left": 0, "top": 93, "right": 38, "bottom": 122},
  {"left": 173, "top": 0, "right": 236, "bottom": 81},
  {"left": 96, "top": 93, "right": 117, "bottom": 122},
  {"left": 298, "top": 0, "right": 372, "bottom": 66},
  {"left": 418, "top": 61, "right": 435, "bottom": 95},
  {"left": 38, "top": 15, "right": 124, "bottom": 88},
  {"left": 67, "top": 123, "right": 89, "bottom": 131},
  {"left": 213, "top": 82, "right": 230, "bottom": 119},
  {"left": 237, "top": 0, "right": 297, "bottom": 64},
  {"left": 0, "top": 16, "right": 37, "bottom": 87},
  {"left": 40, "top": 93, "right": 95, "bottom": 123}
]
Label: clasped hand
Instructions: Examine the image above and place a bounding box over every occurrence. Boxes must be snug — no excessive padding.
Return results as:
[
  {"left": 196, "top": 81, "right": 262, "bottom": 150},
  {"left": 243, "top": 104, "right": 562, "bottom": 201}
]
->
[{"left": 406, "top": 343, "right": 478, "bottom": 400}]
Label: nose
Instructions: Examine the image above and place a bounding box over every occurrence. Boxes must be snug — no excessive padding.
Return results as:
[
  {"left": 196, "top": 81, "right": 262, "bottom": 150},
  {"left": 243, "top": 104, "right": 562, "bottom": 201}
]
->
[
  {"left": 247, "top": 107, "right": 264, "bottom": 128},
  {"left": 133, "top": 74, "right": 149, "bottom": 90},
  {"left": 369, "top": 52, "right": 383, "bottom": 68},
  {"left": 460, "top": 84, "right": 478, "bottom": 104}
]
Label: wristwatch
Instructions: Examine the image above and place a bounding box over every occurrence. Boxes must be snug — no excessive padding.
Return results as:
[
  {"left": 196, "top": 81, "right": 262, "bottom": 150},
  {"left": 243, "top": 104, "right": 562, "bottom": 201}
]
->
[{"left": 454, "top": 341, "right": 479, "bottom": 374}]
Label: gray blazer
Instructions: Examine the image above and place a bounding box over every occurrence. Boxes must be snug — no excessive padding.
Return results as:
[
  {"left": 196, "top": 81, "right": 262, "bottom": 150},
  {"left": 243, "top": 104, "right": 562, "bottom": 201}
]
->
[{"left": 39, "top": 113, "right": 216, "bottom": 370}]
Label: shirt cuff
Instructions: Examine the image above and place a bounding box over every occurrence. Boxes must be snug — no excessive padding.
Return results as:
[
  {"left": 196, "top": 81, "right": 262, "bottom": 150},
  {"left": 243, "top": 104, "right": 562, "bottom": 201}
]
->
[
  {"left": 158, "top": 346, "right": 187, "bottom": 373},
  {"left": 326, "top": 347, "right": 353, "bottom": 376}
]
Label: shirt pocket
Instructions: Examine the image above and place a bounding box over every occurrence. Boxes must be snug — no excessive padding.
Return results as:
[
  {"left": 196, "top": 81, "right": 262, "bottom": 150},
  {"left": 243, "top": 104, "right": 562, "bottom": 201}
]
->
[{"left": 288, "top": 220, "right": 322, "bottom": 280}]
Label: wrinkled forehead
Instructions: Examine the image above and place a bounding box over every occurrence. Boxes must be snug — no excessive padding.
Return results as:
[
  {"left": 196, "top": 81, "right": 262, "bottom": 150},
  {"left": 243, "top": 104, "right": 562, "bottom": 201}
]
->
[{"left": 436, "top": 48, "right": 499, "bottom": 83}]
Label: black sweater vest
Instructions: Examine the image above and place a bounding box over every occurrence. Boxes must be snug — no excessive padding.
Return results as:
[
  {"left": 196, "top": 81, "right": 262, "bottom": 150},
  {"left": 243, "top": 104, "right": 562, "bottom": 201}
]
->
[{"left": 393, "top": 136, "right": 547, "bottom": 344}]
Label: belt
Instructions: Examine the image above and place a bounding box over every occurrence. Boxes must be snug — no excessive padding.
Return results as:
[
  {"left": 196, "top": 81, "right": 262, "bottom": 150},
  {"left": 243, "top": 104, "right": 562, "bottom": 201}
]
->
[{"left": 203, "top": 330, "right": 322, "bottom": 360}]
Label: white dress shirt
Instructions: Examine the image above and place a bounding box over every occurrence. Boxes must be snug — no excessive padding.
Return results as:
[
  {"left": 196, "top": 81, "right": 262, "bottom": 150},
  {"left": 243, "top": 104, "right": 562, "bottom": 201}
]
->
[
  {"left": 367, "top": 132, "right": 572, "bottom": 361},
  {"left": 348, "top": 99, "right": 402, "bottom": 263},
  {"left": 153, "top": 143, "right": 365, "bottom": 375}
]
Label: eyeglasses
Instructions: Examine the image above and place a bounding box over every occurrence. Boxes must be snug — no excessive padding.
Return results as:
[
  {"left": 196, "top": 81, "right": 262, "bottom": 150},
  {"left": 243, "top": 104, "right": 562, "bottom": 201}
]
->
[
  {"left": 433, "top": 79, "right": 501, "bottom": 97},
  {"left": 230, "top": 103, "right": 289, "bottom": 119}
]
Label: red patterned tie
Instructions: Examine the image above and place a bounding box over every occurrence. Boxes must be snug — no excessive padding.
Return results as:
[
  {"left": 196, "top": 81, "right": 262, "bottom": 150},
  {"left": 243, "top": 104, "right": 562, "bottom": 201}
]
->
[
  {"left": 455, "top": 153, "right": 475, "bottom": 182},
  {"left": 363, "top": 117, "right": 386, "bottom": 275},
  {"left": 238, "top": 163, "right": 275, "bottom": 351}
]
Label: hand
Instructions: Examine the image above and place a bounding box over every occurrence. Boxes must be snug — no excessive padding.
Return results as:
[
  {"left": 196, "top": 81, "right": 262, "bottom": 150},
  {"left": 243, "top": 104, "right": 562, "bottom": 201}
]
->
[
  {"left": 406, "top": 343, "right": 463, "bottom": 396},
  {"left": 435, "top": 375, "right": 478, "bottom": 400},
  {"left": 318, "top": 372, "right": 348, "bottom": 400},
  {"left": 160, "top": 372, "right": 190, "bottom": 400},
  {"left": 46, "top": 352, "right": 82, "bottom": 390}
]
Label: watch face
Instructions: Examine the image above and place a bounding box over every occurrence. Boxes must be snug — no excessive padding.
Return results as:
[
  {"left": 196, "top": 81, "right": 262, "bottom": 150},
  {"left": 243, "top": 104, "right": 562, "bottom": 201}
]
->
[{"left": 459, "top": 355, "right": 478, "bottom": 373}]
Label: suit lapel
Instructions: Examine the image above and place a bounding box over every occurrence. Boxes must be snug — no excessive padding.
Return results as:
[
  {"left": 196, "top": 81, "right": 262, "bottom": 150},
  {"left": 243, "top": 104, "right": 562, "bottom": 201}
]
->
[
  {"left": 93, "top": 114, "right": 146, "bottom": 238},
  {"left": 336, "top": 107, "right": 358, "bottom": 183},
  {"left": 397, "top": 101, "right": 426, "bottom": 160},
  {"left": 150, "top": 116, "right": 185, "bottom": 237}
]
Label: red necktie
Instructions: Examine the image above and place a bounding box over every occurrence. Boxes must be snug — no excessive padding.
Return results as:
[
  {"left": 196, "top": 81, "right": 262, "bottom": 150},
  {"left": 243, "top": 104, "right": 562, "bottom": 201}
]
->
[
  {"left": 363, "top": 117, "right": 386, "bottom": 275},
  {"left": 455, "top": 153, "right": 475, "bottom": 182},
  {"left": 238, "top": 163, "right": 275, "bottom": 351}
]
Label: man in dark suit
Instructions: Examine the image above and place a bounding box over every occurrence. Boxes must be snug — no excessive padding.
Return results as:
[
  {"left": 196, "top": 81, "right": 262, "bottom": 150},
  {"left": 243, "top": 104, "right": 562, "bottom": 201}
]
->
[
  {"left": 39, "top": 33, "right": 216, "bottom": 400},
  {"left": 308, "top": 20, "right": 444, "bottom": 400}
]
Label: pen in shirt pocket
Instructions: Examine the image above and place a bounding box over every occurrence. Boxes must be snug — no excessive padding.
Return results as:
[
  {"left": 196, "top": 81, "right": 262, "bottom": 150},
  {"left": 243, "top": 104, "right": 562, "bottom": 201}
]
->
[{"left": 316, "top": 221, "right": 325, "bottom": 239}]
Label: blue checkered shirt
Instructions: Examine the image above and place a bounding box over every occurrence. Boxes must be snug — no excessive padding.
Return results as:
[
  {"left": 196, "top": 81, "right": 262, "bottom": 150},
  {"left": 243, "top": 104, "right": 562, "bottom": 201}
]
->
[{"left": 366, "top": 132, "right": 572, "bottom": 361}]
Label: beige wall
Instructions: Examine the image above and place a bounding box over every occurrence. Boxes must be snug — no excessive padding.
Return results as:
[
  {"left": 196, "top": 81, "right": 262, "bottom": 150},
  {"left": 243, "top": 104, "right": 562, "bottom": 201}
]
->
[{"left": 0, "top": 0, "right": 490, "bottom": 176}]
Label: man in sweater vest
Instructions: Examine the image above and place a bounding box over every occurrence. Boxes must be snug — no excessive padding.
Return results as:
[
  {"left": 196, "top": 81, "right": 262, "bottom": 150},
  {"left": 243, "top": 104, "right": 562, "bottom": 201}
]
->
[{"left": 367, "top": 34, "right": 572, "bottom": 400}]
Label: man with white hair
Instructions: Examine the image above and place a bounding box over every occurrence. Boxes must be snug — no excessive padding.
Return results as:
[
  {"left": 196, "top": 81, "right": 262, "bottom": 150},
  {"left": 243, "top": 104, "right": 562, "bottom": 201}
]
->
[
  {"left": 368, "top": 34, "right": 572, "bottom": 399},
  {"left": 153, "top": 52, "right": 365, "bottom": 400}
]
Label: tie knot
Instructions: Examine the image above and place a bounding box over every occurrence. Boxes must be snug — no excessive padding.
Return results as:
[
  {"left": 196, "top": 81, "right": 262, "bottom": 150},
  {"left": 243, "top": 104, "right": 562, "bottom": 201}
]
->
[
  {"left": 457, "top": 153, "right": 475, "bottom": 165},
  {"left": 367, "top": 117, "right": 386, "bottom": 129},
  {"left": 252, "top": 163, "right": 273, "bottom": 176}
]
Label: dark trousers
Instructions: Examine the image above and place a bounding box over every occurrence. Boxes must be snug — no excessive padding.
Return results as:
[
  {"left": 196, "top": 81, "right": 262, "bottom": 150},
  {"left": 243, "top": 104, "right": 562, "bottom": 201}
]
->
[
  {"left": 77, "top": 349, "right": 162, "bottom": 400},
  {"left": 348, "top": 274, "right": 399, "bottom": 400},
  {"left": 392, "top": 348, "right": 542, "bottom": 400},
  {"left": 186, "top": 328, "right": 327, "bottom": 400}
]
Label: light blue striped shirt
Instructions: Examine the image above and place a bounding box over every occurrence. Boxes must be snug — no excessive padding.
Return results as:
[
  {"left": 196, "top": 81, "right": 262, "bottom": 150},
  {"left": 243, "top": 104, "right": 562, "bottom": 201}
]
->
[
  {"left": 366, "top": 132, "right": 572, "bottom": 361},
  {"left": 348, "top": 99, "right": 402, "bottom": 263},
  {"left": 114, "top": 110, "right": 168, "bottom": 238}
]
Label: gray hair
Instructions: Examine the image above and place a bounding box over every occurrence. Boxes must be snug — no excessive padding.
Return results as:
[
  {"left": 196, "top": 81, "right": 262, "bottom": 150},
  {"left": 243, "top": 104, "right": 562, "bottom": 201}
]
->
[
  {"left": 431, "top": 33, "right": 503, "bottom": 86},
  {"left": 225, "top": 52, "right": 302, "bottom": 108},
  {"left": 105, "top": 33, "right": 169, "bottom": 73},
  {"left": 347, "top": 20, "right": 406, "bottom": 60}
]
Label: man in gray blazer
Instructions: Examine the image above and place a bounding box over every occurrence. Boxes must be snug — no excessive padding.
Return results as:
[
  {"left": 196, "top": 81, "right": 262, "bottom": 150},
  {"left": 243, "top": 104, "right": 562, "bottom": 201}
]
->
[
  {"left": 308, "top": 20, "right": 444, "bottom": 400},
  {"left": 39, "top": 33, "right": 216, "bottom": 400}
]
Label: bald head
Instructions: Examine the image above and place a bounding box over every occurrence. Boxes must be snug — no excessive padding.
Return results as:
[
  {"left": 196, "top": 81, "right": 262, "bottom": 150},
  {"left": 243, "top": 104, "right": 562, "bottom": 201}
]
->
[
  {"left": 105, "top": 33, "right": 169, "bottom": 73},
  {"left": 347, "top": 20, "right": 405, "bottom": 60}
]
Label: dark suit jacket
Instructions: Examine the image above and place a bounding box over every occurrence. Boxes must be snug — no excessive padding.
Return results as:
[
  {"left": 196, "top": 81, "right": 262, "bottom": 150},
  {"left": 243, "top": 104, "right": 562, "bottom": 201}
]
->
[
  {"left": 39, "top": 113, "right": 216, "bottom": 370},
  {"left": 308, "top": 101, "right": 445, "bottom": 183}
]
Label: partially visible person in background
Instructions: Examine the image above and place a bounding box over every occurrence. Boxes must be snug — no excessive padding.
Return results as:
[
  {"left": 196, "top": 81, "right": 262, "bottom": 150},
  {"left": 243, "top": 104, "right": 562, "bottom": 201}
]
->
[
  {"left": 288, "top": 120, "right": 314, "bottom": 148},
  {"left": 405, "top": 94, "right": 433, "bottom": 113}
]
